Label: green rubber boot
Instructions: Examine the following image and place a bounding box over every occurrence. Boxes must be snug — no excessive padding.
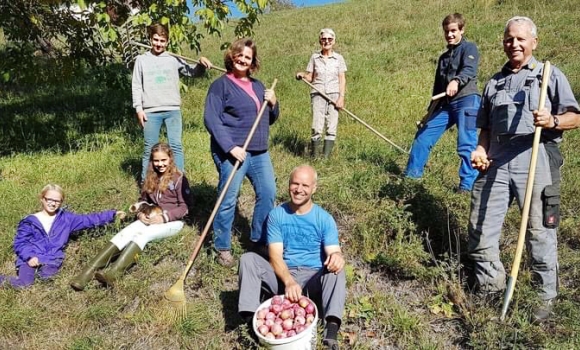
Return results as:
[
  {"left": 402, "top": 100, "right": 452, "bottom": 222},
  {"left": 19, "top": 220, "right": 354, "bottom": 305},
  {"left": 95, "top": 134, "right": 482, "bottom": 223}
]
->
[
  {"left": 70, "top": 242, "right": 120, "bottom": 291},
  {"left": 311, "top": 140, "right": 322, "bottom": 158},
  {"left": 95, "top": 242, "right": 142, "bottom": 287},
  {"left": 324, "top": 140, "right": 335, "bottom": 158}
]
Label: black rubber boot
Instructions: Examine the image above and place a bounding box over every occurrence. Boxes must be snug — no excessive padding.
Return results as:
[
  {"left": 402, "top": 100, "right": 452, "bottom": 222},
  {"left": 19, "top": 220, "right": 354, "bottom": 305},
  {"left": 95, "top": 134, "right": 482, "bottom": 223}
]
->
[
  {"left": 311, "top": 140, "right": 322, "bottom": 158},
  {"left": 70, "top": 243, "right": 120, "bottom": 291},
  {"left": 324, "top": 140, "right": 335, "bottom": 158},
  {"left": 95, "top": 242, "right": 142, "bottom": 287}
]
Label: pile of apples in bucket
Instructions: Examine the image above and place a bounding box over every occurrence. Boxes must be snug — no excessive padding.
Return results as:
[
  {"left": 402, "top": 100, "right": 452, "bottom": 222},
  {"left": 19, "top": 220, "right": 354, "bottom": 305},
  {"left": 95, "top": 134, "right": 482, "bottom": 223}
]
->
[{"left": 255, "top": 295, "right": 316, "bottom": 339}]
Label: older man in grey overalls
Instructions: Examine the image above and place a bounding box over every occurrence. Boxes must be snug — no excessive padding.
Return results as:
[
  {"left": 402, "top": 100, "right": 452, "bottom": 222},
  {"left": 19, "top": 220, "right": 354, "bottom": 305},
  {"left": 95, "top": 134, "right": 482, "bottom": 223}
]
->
[{"left": 468, "top": 16, "right": 580, "bottom": 321}]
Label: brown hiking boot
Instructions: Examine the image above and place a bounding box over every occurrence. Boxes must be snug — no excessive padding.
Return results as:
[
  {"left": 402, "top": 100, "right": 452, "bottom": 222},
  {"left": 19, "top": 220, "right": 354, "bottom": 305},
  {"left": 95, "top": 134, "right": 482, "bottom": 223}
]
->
[{"left": 217, "top": 250, "right": 235, "bottom": 267}]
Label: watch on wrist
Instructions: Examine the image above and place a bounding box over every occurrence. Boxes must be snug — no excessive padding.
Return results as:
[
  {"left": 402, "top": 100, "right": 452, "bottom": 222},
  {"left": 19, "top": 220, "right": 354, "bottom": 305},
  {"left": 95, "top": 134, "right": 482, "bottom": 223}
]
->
[{"left": 552, "top": 115, "right": 560, "bottom": 129}]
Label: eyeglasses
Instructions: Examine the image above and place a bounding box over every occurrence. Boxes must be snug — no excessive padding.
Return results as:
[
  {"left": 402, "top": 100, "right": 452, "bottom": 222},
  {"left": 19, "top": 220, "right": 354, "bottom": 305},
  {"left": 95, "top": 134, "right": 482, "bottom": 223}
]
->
[
  {"left": 43, "top": 197, "right": 62, "bottom": 204},
  {"left": 320, "top": 37, "right": 334, "bottom": 42}
]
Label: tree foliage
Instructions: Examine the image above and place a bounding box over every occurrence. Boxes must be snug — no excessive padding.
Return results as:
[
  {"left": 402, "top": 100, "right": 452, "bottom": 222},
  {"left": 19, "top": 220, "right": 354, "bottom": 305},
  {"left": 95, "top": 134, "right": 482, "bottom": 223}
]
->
[{"left": 0, "top": 0, "right": 269, "bottom": 66}]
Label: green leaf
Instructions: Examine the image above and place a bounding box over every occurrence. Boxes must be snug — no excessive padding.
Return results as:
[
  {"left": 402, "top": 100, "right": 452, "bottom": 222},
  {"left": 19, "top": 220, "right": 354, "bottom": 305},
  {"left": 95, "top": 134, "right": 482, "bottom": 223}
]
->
[{"left": 76, "top": 0, "right": 87, "bottom": 10}]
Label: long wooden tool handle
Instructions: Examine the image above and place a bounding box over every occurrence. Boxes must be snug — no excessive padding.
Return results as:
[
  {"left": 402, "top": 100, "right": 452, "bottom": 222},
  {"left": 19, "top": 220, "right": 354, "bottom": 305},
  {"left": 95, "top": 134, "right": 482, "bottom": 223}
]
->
[
  {"left": 130, "top": 41, "right": 227, "bottom": 73},
  {"left": 179, "top": 79, "right": 278, "bottom": 280},
  {"left": 500, "top": 61, "right": 551, "bottom": 320},
  {"left": 432, "top": 92, "right": 446, "bottom": 100},
  {"left": 298, "top": 78, "right": 409, "bottom": 154},
  {"left": 416, "top": 93, "right": 446, "bottom": 128}
]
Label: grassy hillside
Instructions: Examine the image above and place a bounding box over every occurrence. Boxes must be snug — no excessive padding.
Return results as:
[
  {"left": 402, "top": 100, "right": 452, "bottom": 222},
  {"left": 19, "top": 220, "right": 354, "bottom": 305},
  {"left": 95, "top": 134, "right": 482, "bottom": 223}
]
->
[{"left": 1, "top": 0, "right": 580, "bottom": 348}]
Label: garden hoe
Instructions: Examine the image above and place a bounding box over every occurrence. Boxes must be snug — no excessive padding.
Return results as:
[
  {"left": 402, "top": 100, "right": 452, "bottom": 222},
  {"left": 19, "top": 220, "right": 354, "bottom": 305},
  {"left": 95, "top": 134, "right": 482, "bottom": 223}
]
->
[
  {"left": 500, "top": 61, "right": 551, "bottom": 321},
  {"left": 163, "top": 80, "right": 278, "bottom": 321},
  {"left": 297, "top": 76, "right": 409, "bottom": 154},
  {"left": 416, "top": 92, "right": 446, "bottom": 129}
]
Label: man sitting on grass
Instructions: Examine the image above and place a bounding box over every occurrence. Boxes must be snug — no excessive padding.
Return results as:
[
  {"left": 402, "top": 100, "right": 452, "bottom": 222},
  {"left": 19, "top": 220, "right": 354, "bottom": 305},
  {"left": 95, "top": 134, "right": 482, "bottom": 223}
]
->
[{"left": 237, "top": 165, "right": 346, "bottom": 350}]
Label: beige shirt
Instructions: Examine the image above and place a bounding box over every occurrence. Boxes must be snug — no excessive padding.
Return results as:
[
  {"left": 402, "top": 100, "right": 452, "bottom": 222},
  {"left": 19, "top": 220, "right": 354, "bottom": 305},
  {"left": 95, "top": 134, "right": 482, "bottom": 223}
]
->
[{"left": 306, "top": 51, "right": 347, "bottom": 94}]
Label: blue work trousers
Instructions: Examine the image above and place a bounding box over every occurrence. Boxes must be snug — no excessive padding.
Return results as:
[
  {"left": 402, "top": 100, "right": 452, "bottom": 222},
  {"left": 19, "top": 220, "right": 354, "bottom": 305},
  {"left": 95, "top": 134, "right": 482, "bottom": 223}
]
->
[
  {"left": 211, "top": 149, "right": 276, "bottom": 251},
  {"left": 405, "top": 94, "right": 480, "bottom": 190},
  {"left": 141, "top": 110, "right": 184, "bottom": 181}
]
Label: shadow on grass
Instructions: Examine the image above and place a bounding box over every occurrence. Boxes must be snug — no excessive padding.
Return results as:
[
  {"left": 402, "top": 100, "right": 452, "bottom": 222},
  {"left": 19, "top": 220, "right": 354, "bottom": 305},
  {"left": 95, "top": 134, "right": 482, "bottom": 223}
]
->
[
  {"left": 120, "top": 157, "right": 142, "bottom": 188},
  {"left": 271, "top": 131, "right": 308, "bottom": 157},
  {"left": 185, "top": 181, "right": 252, "bottom": 251},
  {"left": 379, "top": 179, "right": 467, "bottom": 262},
  {"left": 0, "top": 62, "right": 140, "bottom": 157}
]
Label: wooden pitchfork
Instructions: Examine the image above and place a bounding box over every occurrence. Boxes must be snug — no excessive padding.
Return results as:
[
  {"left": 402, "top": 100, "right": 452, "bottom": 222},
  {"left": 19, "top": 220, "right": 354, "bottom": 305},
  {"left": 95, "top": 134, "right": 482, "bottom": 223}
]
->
[
  {"left": 164, "top": 79, "right": 278, "bottom": 320},
  {"left": 297, "top": 77, "right": 409, "bottom": 154},
  {"left": 500, "top": 61, "right": 551, "bottom": 320}
]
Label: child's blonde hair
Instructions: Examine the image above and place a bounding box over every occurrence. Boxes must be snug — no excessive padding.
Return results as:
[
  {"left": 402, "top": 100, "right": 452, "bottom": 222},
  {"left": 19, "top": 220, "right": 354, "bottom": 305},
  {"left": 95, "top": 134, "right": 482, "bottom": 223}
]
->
[{"left": 39, "top": 184, "right": 65, "bottom": 201}]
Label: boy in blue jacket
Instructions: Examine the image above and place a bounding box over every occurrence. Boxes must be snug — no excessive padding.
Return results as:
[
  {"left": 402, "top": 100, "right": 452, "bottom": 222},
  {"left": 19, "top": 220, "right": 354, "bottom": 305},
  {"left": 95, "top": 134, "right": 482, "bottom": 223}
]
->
[{"left": 405, "top": 13, "right": 481, "bottom": 192}]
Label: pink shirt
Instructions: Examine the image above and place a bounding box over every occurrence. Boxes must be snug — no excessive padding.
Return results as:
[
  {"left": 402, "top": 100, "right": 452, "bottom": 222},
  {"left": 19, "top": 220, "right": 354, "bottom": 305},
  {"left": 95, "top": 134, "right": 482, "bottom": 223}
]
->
[{"left": 226, "top": 73, "right": 261, "bottom": 111}]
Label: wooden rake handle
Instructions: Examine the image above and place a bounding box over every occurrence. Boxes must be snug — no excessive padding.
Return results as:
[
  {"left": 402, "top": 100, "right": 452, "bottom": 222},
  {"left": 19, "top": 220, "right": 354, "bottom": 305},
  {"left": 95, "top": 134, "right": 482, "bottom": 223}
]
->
[
  {"left": 416, "top": 92, "right": 447, "bottom": 128},
  {"left": 130, "top": 41, "right": 227, "bottom": 73},
  {"left": 500, "top": 61, "right": 551, "bottom": 320},
  {"left": 297, "top": 77, "right": 409, "bottom": 154},
  {"left": 178, "top": 79, "right": 278, "bottom": 281}
]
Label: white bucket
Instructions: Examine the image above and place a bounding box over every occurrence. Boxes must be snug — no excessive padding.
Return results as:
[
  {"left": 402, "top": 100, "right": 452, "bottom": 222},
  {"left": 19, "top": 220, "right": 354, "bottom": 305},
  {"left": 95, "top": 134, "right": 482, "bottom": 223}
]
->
[{"left": 253, "top": 296, "right": 319, "bottom": 350}]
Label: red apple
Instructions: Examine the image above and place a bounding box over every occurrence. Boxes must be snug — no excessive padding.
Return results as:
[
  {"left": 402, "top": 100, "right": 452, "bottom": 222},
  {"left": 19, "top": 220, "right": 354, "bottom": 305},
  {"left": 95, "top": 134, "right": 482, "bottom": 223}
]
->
[
  {"left": 282, "top": 318, "right": 293, "bottom": 331},
  {"left": 270, "top": 304, "right": 282, "bottom": 314},
  {"left": 279, "top": 309, "right": 292, "bottom": 320},
  {"left": 271, "top": 295, "right": 284, "bottom": 305},
  {"left": 271, "top": 323, "right": 283, "bottom": 336},
  {"left": 256, "top": 308, "right": 268, "bottom": 320},
  {"left": 294, "top": 315, "right": 306, "bottom": 325},
  {"left": 258, "top": 324, "right": 269, "bottom": 336}
]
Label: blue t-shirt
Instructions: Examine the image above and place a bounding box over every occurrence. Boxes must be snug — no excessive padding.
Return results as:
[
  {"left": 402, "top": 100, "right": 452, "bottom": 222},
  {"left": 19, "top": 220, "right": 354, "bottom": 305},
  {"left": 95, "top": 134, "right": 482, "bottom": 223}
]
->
[{"left": 267, "top": 203, "right": 339, "bottom": 269}]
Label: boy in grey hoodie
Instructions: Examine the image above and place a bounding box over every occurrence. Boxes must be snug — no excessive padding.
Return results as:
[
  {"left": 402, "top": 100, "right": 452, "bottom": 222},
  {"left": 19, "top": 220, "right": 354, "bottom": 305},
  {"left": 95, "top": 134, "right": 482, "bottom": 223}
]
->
[{"left": 132, "top": 23, "right": 213, "bottom": 182}]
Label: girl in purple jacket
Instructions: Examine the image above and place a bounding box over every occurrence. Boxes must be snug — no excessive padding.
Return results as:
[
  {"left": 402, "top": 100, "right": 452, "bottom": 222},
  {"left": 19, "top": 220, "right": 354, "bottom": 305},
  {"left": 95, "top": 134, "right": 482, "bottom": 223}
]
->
[
  {"left": 0, "top": 184, "right": 125, "bottom": 289},
  {"left": 71, "top": 143, "right": 193, "bottom": 290}
]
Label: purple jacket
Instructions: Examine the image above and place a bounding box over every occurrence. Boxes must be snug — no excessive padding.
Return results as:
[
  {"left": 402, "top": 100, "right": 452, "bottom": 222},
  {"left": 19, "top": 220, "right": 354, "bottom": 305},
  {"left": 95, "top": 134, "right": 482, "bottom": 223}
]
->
[{"left": 13, "top": 209, "right": 117, "bottom": 267}]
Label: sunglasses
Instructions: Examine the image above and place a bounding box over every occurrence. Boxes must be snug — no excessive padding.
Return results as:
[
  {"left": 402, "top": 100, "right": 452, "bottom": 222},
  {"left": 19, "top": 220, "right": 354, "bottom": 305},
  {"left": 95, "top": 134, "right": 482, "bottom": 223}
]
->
[{"left": 320, "top": 37, "right": 334, "bottom": 42}]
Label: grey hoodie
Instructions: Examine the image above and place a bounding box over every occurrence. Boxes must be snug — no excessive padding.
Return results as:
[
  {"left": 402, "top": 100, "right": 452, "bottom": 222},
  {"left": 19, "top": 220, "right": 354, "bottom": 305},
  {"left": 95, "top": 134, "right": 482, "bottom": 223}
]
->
[{"left": 132, "top": 51, "right": 206, "bottom": 113}]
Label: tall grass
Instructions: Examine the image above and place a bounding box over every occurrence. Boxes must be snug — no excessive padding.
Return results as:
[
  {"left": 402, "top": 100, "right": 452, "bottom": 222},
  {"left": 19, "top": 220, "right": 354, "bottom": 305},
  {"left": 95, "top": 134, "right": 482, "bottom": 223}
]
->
[{"left": 1, "top": 0, "right": 580, "bottom": 348}]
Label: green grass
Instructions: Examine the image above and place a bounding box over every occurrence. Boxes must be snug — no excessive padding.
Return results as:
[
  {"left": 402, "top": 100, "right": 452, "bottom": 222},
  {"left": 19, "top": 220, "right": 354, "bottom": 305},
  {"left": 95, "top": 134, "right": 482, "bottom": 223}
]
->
[{"left": 1, "top": 0, "right": 580, "bottom": 348}]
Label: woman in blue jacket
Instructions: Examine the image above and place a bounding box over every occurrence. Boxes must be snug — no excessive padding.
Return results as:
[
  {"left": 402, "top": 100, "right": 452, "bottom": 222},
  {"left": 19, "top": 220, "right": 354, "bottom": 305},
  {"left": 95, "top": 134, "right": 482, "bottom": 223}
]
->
[
  {"left": 204, "top": 38, "right": 279, "bottom": 267},
  {"left": 0, "top": 184, "right": 125, "bottom": 288}
]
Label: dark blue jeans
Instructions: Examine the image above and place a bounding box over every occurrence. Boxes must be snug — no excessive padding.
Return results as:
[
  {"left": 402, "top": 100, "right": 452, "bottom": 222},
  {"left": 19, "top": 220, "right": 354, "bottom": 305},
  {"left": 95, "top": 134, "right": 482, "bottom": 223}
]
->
[
  {"left": 405, "top": 94, "right": 481, "bottom": 190},
  {"left": 211, "top": 149, "right": 276, "bottom": 251}
]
